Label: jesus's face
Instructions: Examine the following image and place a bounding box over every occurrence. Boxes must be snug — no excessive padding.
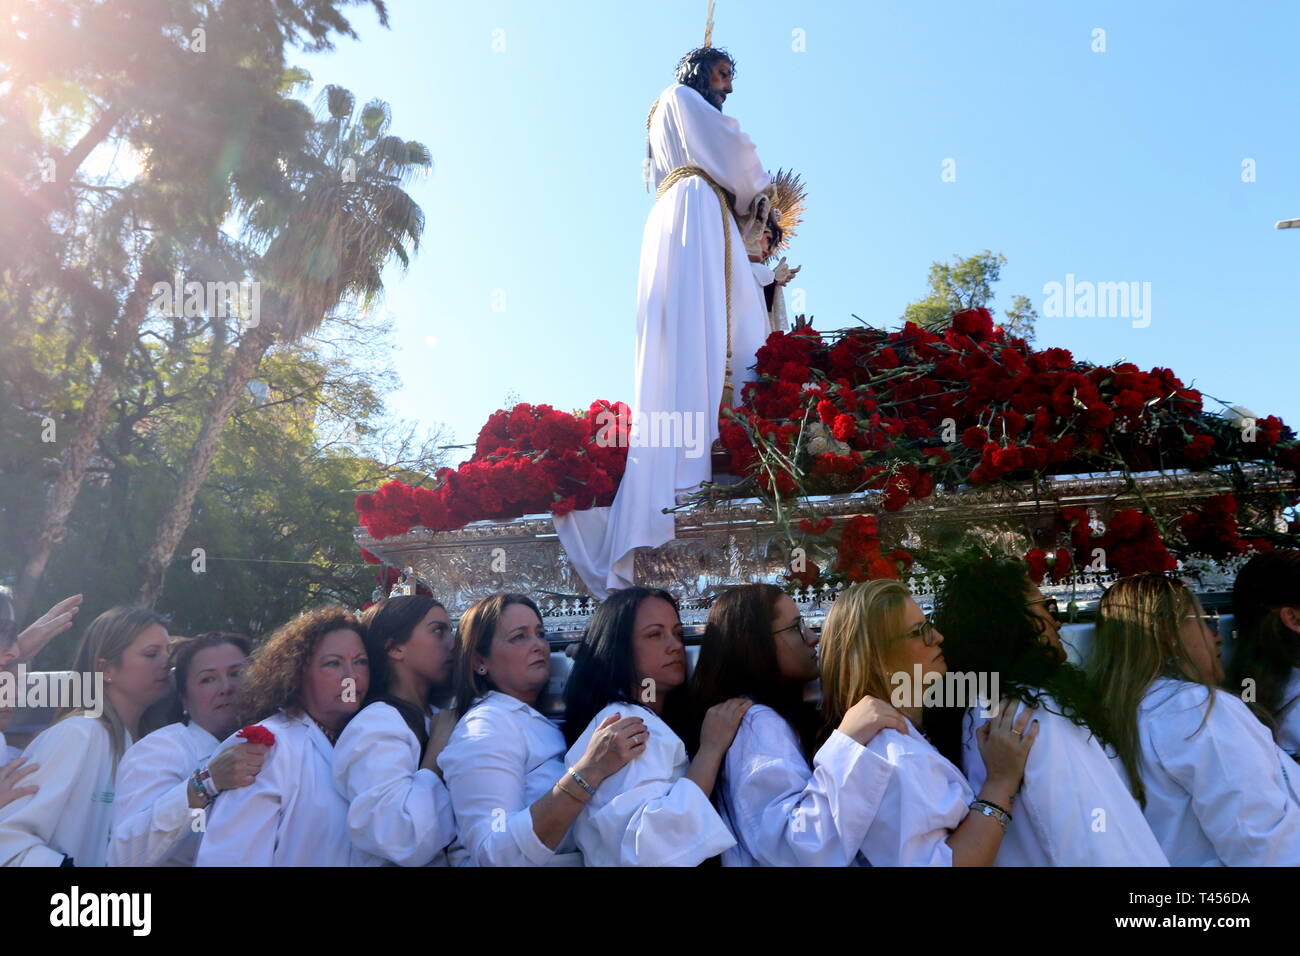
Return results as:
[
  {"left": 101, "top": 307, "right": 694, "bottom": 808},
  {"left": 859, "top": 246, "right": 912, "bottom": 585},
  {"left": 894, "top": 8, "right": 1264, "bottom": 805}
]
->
[{"left": 708, "top": 59, "right": 733, "bottom": 105}]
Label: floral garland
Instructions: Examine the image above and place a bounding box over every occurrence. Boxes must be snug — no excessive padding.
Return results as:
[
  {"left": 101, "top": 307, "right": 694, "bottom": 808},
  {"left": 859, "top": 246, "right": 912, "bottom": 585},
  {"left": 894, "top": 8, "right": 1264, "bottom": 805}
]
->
[{"left": 355, "top": 310, "right": 1300, "bottom": 592}]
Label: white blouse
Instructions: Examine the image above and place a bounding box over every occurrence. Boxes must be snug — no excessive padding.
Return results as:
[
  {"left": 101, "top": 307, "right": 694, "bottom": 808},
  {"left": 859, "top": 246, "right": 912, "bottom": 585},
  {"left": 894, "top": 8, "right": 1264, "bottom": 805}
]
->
[
  {"left": 1126, "top": 677, "right": 1300, "bottom": 866},
  {"left": 333, "top": 701, "right": 455, "bottom": 867},
  {"left": 1276, "top": 668, "right": 1300, "bottom": 760},
  {"left": 851, "top": 717, "right": 973, "bottom": 867},
  {"left": 108, "top": 720, "right": 218, "bottom": 867},
  {"left": 0, "top": 716, "right": 128, "bottom": 867},
  {"left": 961, "top": 696, "right": 1168, "bottom": 866},
  {"left": 195, "top": 711, "right": 352, "bottom": 867},
  {"left": 719, "top": 704, "right": 891, "bottom": 867},
  {"left": 439, "top": 691, "right": 580, "bottom": 867},
  {"left": 565, "top": 702, "right": 735, "bottom": 867}
]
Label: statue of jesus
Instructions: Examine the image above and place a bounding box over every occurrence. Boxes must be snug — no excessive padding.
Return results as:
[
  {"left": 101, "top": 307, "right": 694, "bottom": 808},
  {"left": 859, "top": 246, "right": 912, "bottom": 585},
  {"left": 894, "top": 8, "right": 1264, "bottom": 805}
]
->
[{"left": 555, "top": 44, "right": 774, "bottom": 598}]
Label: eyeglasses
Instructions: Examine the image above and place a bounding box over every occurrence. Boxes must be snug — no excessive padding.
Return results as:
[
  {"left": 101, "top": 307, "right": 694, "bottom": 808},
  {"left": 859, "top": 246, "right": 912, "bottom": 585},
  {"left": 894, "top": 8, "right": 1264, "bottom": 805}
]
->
[
  {"left": 899, "top": 617, "right": 940, "bottom": 647},
  {"left": 773, "top": 617, "right": 817, "bottom": 646},
  {"left": 1027, "top": 597, "right": 1063, "bottom": 625},
  {"left": 1185, "top": 613, "right": 1222, "bottom": 630}
]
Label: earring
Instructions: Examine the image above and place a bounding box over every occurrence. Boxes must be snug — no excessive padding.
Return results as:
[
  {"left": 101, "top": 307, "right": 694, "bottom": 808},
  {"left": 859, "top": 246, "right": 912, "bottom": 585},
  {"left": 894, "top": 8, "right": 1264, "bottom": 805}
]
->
[{"left": 477, "top": 667, "right": 487, "bottom": 675}]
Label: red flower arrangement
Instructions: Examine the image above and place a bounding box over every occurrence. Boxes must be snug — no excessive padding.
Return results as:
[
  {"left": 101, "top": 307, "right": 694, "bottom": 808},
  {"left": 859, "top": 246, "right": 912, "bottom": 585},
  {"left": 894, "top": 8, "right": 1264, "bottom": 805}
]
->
[
  {"left": 354, "top": 401, "right": 630, "bottom": 540},
  {"left": 356, "top": 309, "right": 1300, "bottom": 591}
]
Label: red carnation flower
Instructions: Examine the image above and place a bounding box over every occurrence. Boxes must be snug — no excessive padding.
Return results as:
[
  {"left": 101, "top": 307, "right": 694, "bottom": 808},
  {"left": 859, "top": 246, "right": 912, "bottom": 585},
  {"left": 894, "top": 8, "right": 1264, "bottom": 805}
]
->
[
  {"left": 237, "top": 725, "right": 276, "bottom": 747},
  {"left": 799, "top": 516, "right": 835, "bottom": 536},
  {"left": 1050, "top": 548, "right": 1072, "bottom": 583},
  {"left": 831, "top": 414, "right": 858, "bottom": 441},
  {"left": 1024, "top": 549, "right": 1048, "bottom": 583}
]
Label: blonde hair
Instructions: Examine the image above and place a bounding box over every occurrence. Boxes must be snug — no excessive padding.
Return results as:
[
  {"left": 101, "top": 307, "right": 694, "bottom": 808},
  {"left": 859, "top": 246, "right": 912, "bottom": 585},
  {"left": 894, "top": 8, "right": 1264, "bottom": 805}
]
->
[
  {"left": 818, "top": 579, "right": 912, "bottom": 731},
  {"left": 61, "top": 606, "right": 167, "bottom": 770},
  {"left": 1090, "top": 573, "right": 1214, "bottom": 807}
]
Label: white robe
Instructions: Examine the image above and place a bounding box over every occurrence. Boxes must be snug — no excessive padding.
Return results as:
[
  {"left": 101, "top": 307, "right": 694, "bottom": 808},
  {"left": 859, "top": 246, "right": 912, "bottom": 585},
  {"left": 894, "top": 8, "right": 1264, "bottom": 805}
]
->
[
  {"left": 851, "top": 717, "right": 973, "bottom": 867},
  {"left": 0, "top": 731, "right": 20, "bottom": 765},
  {"left": 718, "top": 704, "right": 890, "bottom": 867},
  {"left": 564, "top": 702, "right": 735, "bottom": 867},
  {"left": 1121, "top": 677, "right": 1300, "bottom": 866},
  {"left": 961, "top": 696, "right": 1168, "bottom": 866},
  {"left": 0, "top": 716, "right": 127, "bottom": 867},
  {"left": 195, "top": 711, "right": 352, "bottom": 867},
  {"left": 1276, "top": 667, "right": 1300, "bottom": 760},
  {"left": 439, "top": 690, "right": 581, "bottom": 866},
  {"left": 555, "top": 83, "right": 772, "bottom": 597},
  {"left": 333, "top": 701, "right": 455, "bottom": 867},
  {"left": 108, "top": 720, "right": 218, "bottom": 867}
]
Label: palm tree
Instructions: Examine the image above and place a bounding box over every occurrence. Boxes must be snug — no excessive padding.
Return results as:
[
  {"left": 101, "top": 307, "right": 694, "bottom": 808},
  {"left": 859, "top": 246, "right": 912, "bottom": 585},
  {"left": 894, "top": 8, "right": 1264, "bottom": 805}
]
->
[{"left": 136, "top": 85, "right": 430, "bottom": 606}]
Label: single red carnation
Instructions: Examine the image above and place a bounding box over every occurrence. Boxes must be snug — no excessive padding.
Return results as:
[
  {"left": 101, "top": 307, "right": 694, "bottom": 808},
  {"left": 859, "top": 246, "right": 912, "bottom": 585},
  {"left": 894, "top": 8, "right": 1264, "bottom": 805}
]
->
[{"left": 237, "top": 725, "right": 276, "bottom": 747}]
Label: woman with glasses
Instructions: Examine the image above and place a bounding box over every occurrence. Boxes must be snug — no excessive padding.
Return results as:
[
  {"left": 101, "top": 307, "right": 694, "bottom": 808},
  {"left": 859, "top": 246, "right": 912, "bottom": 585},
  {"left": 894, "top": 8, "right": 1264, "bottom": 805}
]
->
[
  {"left": 691, "top": 584, "right": 908, "bottom": 866},
  {"left": 562, "top": 587, "right": 750, "bottom": 866},
  {"left": 439, "top": 593, "right": 647, "bottom": 866},
  {"left": 333, "top": 596, "right": 458, "bottom": 867},
  {"left": 818, "top": 579, "right": 1037, "bottom": 865},
  {"left": 928, "top": 556, "right": 1168, "bottom": 865},
  {"left": 1092, "top": 572, "right": 1300, "bottom": 865},
  {"left": 1227, "top": 549, "right": 1300, "bottom": 759}
]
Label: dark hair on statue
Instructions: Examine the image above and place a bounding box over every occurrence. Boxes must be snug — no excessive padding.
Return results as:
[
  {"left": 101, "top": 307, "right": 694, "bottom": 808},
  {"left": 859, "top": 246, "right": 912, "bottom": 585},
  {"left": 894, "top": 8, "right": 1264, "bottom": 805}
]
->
[
  {"left": 925, "top": 552, "right": 1112, "bottom": 770},
  {"left": 361, "top": 595, "right": 447, "bottom": 750},
  {"left": 675, "top": 46, "right": 735, "bottom": 109},
  {"left": 563, "top": 587, "right": 689, "bottom": 747},
  {"left": 763, "top": 214, "right": 784, "bottom": 259},
  {"left": 1228, "top": 549, "right": 1300, "bottom": 739},
  {"left": 690, "top": 584, "right": 820, "bottom": 760}
]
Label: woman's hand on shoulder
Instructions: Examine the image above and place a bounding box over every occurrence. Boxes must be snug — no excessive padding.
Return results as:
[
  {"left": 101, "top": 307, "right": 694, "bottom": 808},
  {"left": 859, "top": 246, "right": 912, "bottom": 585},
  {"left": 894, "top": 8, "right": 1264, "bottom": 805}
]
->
[
  {"left": 699, "top": 698, "right": 754, "bottom": 756},
  {"left": 575, "top": 713, "right": 649, "bottom": 788},
  {"left": 837, "top": 694, "right": 908, "bottom": 747},
  {"left": 424, "top": 709, "right": 459, "bottom": 778},
  {"left": 975, "top": 698, "right": 1038, "bottom": 790}
]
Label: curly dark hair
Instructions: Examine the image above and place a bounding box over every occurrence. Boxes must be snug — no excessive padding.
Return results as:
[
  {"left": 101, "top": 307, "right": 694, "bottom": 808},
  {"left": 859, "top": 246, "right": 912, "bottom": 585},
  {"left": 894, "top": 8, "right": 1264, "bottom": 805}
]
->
[
  {"left": 675, "top": 46, "right": 735, "bottom": 110},
  {"left": 237, "top": 606, "right": 362, "bottom": 726},
  {"left": 926, "top": 552, "right": 1112, "bottom": 770}
]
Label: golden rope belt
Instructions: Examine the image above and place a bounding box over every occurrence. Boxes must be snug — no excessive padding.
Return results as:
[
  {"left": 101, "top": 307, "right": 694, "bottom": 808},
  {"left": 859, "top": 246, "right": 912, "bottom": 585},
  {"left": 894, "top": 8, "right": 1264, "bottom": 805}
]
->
[{"left": 655, "top": 164, "right": 736, "bottom": 408}]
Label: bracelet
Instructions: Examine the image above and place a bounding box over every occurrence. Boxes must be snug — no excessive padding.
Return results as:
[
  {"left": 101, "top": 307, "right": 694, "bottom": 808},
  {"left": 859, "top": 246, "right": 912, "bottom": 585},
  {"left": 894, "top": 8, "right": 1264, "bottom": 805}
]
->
[
  {"left": 969, "top": 800, "right": 1011, "bottom": 831},
  {"left": 567, "top": 766, "right": 596, "bottom": 796},
  {"left": 197, "top": 765, "right": 219, "bottom": 798},
  {"left": 977, "top": 797, "right": 1012, "bottom": 817},
  {"left": 189, "top": 770, "right": 214, "bottom": 807},
  {"left": 556, "top": 781, "right": 589, "bottom": 804}
]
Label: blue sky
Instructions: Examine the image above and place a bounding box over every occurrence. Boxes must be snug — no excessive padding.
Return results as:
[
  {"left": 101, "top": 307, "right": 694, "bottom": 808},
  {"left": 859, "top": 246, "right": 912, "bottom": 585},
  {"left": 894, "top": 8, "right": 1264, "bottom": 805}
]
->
[{"left": 300, "top": 0, "right": 1300, "bottom": 467}]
